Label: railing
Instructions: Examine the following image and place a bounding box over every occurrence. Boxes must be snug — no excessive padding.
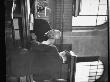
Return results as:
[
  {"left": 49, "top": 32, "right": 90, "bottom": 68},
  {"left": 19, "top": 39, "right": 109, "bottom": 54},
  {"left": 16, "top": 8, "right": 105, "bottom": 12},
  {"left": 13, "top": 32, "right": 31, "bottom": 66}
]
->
[{"left": 76, "top": 56, "right": 104, "bottom": 82}]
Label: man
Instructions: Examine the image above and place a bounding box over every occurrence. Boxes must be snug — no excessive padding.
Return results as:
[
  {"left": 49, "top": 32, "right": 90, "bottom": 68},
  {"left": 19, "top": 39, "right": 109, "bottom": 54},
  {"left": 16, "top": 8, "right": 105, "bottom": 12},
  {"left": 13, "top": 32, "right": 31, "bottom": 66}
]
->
[
  {"left": 32, "top": 19, "right": 76, "bottom": 64},
  {"left": 31, "top": 19, "right": 71, "bottom": 81},
  {"left": 31, "top": 28, "right": 63, "bottom": 81}
]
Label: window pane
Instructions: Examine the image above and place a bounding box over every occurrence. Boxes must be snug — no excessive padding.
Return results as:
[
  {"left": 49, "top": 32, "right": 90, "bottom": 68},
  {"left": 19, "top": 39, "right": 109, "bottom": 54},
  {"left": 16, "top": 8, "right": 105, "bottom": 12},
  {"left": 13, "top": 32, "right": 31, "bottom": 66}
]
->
[
  {"left": 100, "top": 0, "right": 107, "bottom": 5},
  {"left": 14, "top": 30, "right": 20, "bottom": 40},
  {"left": 79, "top": 0, "right": 99, "bottom": 15},
  {"left": 72, "top": 16, "right": 97, "bottom": 26},
  {"left": 72, "top": 16, "right": 107, "bottom": 26},
  {"left": 79, "top": 0, "right": 107, "bottom": 15},
  {"left": 98, "top": 5, "right": 107, "bottom": 15},
  {"left": 96, "top": 16, "right": 107, "bottom": 25},
  {"left": 72, "top": 0, "right": 107, "bottom": 26},
  {"left": 13, "top": 18, "right": 19, "bottom": 29}
]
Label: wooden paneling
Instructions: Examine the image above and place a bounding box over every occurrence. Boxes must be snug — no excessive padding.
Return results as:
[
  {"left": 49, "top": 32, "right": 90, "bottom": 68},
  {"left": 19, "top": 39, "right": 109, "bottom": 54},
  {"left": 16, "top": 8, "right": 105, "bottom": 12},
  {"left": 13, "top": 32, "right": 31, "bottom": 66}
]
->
[
  {"left": 48, "top": 0, "right": 56, "bottom": 28},
  {"left": 63, "top": 0, "right": 72, "bottom": 31},
  {"left": 63, "top": 29, "right": 108, "bottom": 57}
]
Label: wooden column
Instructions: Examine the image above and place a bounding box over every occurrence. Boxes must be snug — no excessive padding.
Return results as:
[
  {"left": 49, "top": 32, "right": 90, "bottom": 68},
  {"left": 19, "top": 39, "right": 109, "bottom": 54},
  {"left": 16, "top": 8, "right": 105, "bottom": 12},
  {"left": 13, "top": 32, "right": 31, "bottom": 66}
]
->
[{"left": 63, "top": 0, "right": 72, "bottom": 31}]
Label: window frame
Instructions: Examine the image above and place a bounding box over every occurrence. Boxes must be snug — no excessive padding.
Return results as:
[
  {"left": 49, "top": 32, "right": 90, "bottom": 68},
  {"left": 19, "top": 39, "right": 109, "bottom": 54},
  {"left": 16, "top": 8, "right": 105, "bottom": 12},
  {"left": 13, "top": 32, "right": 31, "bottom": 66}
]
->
[{"left": 72, "top": 0, "right": 108, "bottom": 28}]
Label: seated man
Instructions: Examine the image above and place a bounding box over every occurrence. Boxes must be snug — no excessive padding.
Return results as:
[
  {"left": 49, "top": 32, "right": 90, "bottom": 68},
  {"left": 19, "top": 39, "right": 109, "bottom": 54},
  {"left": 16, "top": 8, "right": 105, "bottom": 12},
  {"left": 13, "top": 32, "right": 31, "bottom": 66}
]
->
[
  {"left": 31, "top": 29, "right": 63, "bottom": 81},
  {"left": 32, "top": 19, "right": 77, "bottom": 63},
  {"left": 30, "top": 19, "right": 60, "bottom": 81},
  {"left": 31, "top": 28, "right": 77, "bottom": 82}
]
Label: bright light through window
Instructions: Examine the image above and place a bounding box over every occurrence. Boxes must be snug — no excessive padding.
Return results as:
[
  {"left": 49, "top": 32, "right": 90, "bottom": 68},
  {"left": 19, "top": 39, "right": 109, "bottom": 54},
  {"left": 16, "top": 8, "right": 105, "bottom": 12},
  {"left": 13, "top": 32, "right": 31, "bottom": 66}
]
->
[
  {"left": 72, "top": 0, "right": 107, "bottom": 26},
  {"left": 75, "top": 60, "right": 104, "bottom": 82},
  {"left": 79, "top": 0, "right": 99, "bottom": 15},
  {"left": 72, "top": 16, "right": 107, "bottom": 26}
]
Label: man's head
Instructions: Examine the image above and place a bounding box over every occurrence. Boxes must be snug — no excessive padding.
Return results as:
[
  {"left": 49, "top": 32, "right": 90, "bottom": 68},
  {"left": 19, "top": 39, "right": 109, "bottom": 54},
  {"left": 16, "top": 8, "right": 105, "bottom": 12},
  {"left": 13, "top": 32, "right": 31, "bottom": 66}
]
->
[
  {"left": 33, "top": 19, "right": 61, "bottom": 44},
  {"left": 45, "top": 29, "right": 61, "bottom": 39},
  {"left": 41, "top": 29, "right": 61, "bottom": 45}
]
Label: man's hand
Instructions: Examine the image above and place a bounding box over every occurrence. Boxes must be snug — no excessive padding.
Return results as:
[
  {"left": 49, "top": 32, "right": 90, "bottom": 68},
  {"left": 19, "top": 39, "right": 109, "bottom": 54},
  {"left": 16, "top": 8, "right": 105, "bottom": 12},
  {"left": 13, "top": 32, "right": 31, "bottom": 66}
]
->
[
  {"left": 59, "top": 51, "right": 67, "bottom": 63},
  {"left": 69, "top": 51, "right": 77, "bottom": 57}
]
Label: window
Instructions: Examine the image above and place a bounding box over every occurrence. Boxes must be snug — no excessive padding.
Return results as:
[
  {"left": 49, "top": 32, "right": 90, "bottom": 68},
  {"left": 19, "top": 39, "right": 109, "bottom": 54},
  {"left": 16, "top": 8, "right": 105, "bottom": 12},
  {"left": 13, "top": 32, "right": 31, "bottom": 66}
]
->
[
  {"left": 75, "top": 60, "right": 104, "bottom": 82},
  {"left": 72, "top": 0, "right": 108, "bottom": 26},
  {"left": 13, "top": 18, "right": 20, "bottom": 40}
]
